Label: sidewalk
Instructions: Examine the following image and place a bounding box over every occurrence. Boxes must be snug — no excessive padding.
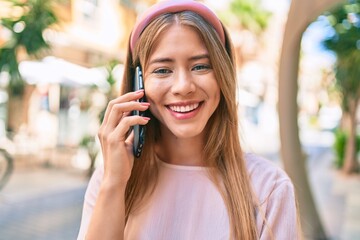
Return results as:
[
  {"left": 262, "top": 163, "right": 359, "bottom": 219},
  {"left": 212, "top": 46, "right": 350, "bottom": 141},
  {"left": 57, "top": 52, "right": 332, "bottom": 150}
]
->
[
  {"left": 0, "top": 163, "right": 88, "bottom": 240},
  {"left": 300, "top": 145, "right": 360, "bottom": 240}
]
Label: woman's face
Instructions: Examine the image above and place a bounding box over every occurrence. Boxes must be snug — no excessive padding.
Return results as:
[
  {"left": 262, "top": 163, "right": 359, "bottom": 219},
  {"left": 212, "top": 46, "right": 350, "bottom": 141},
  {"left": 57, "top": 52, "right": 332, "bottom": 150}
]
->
[{"left": 144, "top": 23, "right": 220, "bottom": 139}]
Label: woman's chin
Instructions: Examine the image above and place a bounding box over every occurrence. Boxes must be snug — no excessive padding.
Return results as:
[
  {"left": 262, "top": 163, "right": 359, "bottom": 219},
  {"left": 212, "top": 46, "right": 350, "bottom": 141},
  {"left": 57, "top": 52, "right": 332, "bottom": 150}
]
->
[{"left": 168, "top": 128, "right": 205, "bottom": 140}]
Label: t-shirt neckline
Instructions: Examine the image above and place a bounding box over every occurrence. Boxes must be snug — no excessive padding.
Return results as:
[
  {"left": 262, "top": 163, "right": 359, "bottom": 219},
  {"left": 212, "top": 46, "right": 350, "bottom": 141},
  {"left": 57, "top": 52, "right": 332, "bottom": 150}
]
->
[{"left": 158, "top": 159, "right": 208, "bottom": 171}]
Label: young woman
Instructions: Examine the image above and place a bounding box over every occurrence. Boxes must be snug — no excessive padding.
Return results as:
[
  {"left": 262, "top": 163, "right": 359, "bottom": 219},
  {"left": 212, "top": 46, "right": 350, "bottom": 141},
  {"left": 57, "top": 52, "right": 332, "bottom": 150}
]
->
[{"left": 77, "top": 1, "right": 301, "bottom": 239}]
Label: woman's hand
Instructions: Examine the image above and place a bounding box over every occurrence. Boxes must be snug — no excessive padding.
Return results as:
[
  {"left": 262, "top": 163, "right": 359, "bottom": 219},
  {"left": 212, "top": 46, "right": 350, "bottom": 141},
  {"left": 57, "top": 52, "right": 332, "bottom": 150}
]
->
[{"left": 98, "top": 90, "right": 150, "bottom": 187}]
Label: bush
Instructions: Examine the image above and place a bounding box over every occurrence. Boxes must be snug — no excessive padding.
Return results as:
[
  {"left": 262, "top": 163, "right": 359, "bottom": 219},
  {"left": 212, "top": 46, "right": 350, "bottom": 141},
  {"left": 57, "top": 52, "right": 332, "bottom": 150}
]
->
[{"left": 333, "top": 129, "right": 360, "bottom": 168}]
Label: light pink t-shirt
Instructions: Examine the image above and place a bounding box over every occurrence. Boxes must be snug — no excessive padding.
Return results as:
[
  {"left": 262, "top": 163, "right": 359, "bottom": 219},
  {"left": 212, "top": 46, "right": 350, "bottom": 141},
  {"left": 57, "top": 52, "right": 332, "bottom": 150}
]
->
[{"left": 77, "top": 153, "right": 299, "bottom": 239}]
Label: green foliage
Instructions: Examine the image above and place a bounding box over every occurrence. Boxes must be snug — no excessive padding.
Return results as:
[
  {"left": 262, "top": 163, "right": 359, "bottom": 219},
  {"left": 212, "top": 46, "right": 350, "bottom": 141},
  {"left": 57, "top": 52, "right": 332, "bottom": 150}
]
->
[
  {"left": 79, "top": 134, "right": 94, "bottom": 148},
  {"left": 335, "top": 51, "right": 360, "bottom": 111},
  {"left": 98, "top": 107, "right": 106, "bottom": 124},
  {"left": 105, "top": 59, "right": 120, "bottom": 88},
  {"left": 333, "top": 130, "right": 347, "bottom": 168},
  {"left": 322, "top": 0, "right": 360, "bottom": 113},
  {"left": 0, "top": 0, "right": 58, "bottom": 95},
  {"left": 218, "top": 0, "right": 271, "bottom": 34},
  {"left": 0, "top": 47, "right": 24, "bottom": 95},
  {"left": 98, "top": 59, "right": 121, "bottom": 124},
  {"left": 333, "top": 129, "right": 360, "bottom": 168}
]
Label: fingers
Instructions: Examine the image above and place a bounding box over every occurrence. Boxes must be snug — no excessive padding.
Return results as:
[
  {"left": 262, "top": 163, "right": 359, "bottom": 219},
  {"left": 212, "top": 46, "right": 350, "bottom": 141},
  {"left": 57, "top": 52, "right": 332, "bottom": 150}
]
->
[
  {"left": 113, "top": 115, "right": 150, "bottom": 143},
  {"left": 106, "top": 101, "right": 149, "bottom": 129},
  {"left": 99, "top": 115, "right": 149, "bottom": 149},
  {"left": 98, "top": 90, "right": 150, "bottom": 145},
  {"left": 102, "top": 90, "right": 145, "bottom": 125}
]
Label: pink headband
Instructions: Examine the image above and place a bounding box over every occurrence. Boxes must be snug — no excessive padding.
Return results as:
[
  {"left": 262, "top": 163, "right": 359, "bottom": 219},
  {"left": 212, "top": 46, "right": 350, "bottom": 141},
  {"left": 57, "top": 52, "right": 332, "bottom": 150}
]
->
[{"left": 130, "top": 0, "right": 225, "bottom": 53}]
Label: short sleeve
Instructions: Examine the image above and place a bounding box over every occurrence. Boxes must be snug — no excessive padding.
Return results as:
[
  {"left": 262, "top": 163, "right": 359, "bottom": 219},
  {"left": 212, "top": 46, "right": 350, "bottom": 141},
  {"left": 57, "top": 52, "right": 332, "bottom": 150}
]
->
[
  {"left": 244, "top": 153, "right": 301, "bottom": 239},
  {"left": 77, "top": 167, "right": 103, "bottom": 240},
  {"left": 259, "top": 177, "right": 300, "bottom": 239}
]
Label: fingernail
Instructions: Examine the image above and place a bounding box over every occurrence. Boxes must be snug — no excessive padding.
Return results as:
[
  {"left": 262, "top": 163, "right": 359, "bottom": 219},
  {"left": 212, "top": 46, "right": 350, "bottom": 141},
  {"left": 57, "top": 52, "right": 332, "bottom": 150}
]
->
[
  {"left": 135, "top": 90, "right": 144, "bottom": 94},
  {"left": 143, "top": 117, "right": 151, "bottom": 121},
  {"left": 140, "top": 102, "right": 150, "bottom": 106}
]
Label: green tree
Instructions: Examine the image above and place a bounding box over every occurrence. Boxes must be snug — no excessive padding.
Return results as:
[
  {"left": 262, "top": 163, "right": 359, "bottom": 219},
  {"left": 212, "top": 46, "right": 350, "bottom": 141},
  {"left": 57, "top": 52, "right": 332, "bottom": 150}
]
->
[
  {"left": 322, "top": 0, "right": 360, "bottom": 174},
  {"left": 218, "top": 0, "right": 271, "bottom": 66},
  {"left": 279, "top": 0, "right": 345, "bottom": 238},
  {"left": 0, "top": 0, "right": 58, "bottom": 131},
  {"left": 222, "top": 0, "right": 270, "bottom": 34}
]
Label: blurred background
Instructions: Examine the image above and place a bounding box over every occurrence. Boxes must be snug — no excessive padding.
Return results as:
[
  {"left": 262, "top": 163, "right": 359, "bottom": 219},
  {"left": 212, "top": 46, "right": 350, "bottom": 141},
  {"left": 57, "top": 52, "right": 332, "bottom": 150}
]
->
[{"left": 0, "top": 0, "right": 359, "bottom": 239}]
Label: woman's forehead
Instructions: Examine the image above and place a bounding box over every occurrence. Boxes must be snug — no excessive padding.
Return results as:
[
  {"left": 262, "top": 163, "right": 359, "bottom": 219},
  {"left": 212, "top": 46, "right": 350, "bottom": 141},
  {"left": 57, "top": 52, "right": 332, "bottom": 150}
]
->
[{"left": 145, "top": 24, "right": 209, "bottom": 64}]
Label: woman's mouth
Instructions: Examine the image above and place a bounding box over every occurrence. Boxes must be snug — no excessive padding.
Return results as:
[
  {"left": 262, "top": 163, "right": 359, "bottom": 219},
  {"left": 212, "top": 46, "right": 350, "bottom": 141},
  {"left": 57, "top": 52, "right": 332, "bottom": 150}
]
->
[
  {"left": 168, "top": 102, "right": 200, "bottom": 113},
  {"left": 166, "top": 102, "right": 203, "bottom": 120}
]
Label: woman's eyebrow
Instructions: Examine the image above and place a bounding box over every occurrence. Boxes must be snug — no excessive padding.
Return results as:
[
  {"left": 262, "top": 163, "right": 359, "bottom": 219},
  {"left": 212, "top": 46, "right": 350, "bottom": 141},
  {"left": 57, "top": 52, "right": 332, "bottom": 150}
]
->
[
  {"left": 189, "top": 53, "right": 210, "bottom": 61},
  {"left": 148, "top": 57, "right": 174, "bottom": 65},
  {"left": 148, "top": 53, "right": 210, "bottom": 65}
]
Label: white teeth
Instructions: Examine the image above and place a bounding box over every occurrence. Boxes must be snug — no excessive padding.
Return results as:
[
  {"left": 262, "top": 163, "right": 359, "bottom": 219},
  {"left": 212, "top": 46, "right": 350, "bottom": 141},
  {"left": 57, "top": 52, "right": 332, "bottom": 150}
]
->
[{"left": 169, "top": 103, "right": 199, "bottom": 113}]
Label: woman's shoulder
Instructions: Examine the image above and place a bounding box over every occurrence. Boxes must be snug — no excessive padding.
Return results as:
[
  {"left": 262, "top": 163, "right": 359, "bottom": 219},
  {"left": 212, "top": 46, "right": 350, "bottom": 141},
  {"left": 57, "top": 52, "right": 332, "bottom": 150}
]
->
[{"left": 244, "top": 153, "right": 294, "bottom": 205}]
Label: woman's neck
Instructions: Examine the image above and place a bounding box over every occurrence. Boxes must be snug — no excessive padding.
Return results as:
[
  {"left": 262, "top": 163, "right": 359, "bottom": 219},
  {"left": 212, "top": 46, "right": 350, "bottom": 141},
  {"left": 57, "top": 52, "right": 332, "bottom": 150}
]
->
[{"left": 155, "top": 131, "right": 205, "bottom": 166}]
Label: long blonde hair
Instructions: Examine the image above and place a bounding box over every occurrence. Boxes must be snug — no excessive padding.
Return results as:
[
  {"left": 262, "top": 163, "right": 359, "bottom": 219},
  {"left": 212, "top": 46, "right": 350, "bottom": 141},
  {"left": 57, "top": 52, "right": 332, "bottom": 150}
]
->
[{"left": 121, "top": 11, "right": 258, "bottom": 239}]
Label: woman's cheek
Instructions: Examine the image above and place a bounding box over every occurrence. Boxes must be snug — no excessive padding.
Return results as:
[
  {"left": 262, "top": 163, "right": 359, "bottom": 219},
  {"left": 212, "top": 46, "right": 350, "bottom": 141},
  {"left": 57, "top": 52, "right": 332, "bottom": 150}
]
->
[
  {"left": 145, "top": 79, "right": 168, "bottom": 101},
  {"left": 144, "top": 81, "right": 162, "bottom": 116},
  {"left": 144, "top": 82, "right": 157, "bottom": 103}
]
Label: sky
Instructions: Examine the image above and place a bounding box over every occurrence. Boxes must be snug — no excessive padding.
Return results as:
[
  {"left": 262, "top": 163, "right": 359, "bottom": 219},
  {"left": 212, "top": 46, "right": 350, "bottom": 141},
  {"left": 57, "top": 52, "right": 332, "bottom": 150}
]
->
[{"left": 302, "top": 16, "right": 337, "bottom": 66}]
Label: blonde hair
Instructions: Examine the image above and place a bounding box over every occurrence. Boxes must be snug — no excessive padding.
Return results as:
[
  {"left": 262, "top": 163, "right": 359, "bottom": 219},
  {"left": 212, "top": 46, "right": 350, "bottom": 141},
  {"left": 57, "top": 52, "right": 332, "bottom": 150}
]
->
[{"left": 122, "top": 11, "right": 258, "bottom": 239}]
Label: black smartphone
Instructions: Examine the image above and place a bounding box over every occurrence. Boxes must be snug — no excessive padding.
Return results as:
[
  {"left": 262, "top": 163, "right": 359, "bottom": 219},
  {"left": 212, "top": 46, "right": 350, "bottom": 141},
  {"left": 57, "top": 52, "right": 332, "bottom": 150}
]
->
[{"left": 133, "top": 66, "right": 146, "bottom": 158}]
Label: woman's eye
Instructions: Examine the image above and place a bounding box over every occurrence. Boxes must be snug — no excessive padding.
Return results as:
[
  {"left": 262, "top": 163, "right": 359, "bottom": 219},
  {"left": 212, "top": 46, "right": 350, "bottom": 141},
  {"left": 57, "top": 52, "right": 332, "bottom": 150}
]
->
[
  {"left": 192, "top": 64, "right": 211, "bottom": 71},
  {"left": 153, "top": 68, "right": 172, "bottom": 74}
]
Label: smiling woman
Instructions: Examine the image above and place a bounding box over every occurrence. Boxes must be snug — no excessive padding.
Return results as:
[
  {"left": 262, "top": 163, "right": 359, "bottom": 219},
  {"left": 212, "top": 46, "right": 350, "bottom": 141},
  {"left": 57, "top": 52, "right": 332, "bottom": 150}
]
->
[
  {"left": 144, "top": 24, "right": 220, "bottom": 139},
  {"left": 77, "top": 1, "right": 301, "bottom": 239}
]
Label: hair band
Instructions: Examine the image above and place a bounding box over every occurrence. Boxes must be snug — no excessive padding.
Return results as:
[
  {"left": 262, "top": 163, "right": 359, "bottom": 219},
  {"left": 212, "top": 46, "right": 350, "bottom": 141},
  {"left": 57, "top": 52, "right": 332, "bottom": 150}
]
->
[{"left": 130, "top": 0, "right": 225, "bottom": 53}]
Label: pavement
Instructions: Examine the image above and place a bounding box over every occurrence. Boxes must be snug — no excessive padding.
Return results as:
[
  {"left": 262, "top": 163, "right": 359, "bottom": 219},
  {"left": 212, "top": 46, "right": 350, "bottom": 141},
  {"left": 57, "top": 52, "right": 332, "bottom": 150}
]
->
[
  {"left": 0, "top": 129, "right": 359, "bottom": 240},
  {"left": 303, "top": 145, "right": 360, "bottom": 240},
  {"left": 0, "top": 161, "right": 89, "bottom": 240}
]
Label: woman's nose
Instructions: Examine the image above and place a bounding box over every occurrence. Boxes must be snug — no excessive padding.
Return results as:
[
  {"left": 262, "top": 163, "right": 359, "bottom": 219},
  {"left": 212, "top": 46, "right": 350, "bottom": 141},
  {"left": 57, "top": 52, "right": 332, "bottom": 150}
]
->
[{"left": 170, "top": 70, "right": 196, "bottom": 96}]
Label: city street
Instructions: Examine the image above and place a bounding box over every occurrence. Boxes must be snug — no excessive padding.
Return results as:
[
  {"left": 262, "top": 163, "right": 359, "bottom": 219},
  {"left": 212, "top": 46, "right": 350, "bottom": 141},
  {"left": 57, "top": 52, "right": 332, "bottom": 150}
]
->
[{"left": 0, "top": 0, "right": 359, "bottom": 239}]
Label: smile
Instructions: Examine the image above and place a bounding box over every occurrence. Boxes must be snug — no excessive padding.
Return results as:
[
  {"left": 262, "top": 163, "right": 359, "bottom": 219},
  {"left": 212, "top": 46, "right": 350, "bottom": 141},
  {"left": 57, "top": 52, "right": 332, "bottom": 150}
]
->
[{"left": 168, "top": 102, "right": 201, "bottom": 113}]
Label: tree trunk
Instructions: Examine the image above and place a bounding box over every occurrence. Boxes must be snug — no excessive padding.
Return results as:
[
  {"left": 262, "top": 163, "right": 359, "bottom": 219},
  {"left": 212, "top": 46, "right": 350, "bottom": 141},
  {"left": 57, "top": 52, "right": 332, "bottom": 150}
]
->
[
  {"left": 7, "top": 94, "right": 24, "bottom": 133},
  {"left": 7, "top": 84, "right": 35, "bottom": 134},
  {"left": 279, "top": 0, "right": 345, "bottom": 239},
  {"left": 343, "top": 98, "right": 359, "bottom": 174},
  {"left": 279, "top": 23, "right": 327, "bottom": 239}
]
